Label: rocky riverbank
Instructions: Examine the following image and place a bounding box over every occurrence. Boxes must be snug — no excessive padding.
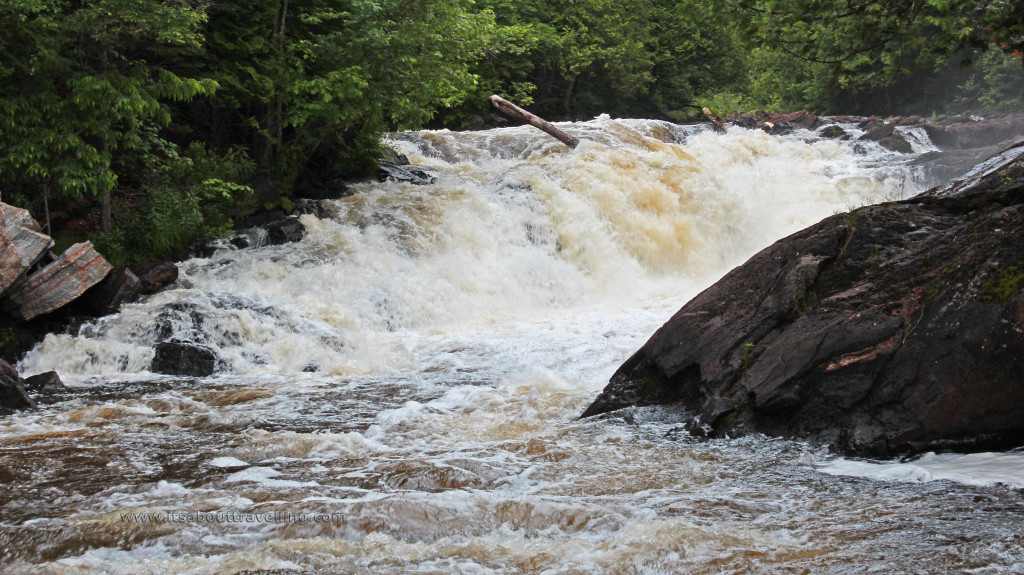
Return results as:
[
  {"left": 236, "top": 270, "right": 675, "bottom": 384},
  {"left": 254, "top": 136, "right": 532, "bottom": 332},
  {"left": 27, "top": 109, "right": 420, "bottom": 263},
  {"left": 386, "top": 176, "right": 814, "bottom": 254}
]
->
[{"left": 583, "top": 139, "right": 1024, "bottom": 456}]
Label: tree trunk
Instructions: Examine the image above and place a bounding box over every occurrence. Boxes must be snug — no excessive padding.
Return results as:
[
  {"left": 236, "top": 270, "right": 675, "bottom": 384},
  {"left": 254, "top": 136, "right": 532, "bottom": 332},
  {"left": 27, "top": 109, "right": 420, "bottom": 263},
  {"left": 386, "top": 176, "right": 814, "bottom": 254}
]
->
[
  {"left": 562, "top": 75, "right": 576, "bottom": 117},
  {"left": 490, "top": 95, "right": 580, "bottom": 149},
  {"left": 100, "top": 142, "right": 111, "bottom": 233}
]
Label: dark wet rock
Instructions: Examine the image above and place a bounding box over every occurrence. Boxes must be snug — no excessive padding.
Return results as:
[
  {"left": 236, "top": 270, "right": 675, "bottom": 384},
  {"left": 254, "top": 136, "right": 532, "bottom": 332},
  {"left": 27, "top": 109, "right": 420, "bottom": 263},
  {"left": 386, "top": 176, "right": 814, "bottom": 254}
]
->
[
  {"left": 727, "top": 110, "right": 822, "bottom": 135},
  {"left": 133, "top": 261, "right": 179, "bottom": 295},
  {"left": 858, "top": 122, "right": 895, "bottom": 142},
  {"left": 79, "top": 268, "right": 140, "bottom": 316},
  {"left": 293, "top": 198, "right": 327, "bottom": 219},
  {"left": 302, "top": 362, "right": 321, "bottom": 373},
  {"left": 295, "top": 179, "right": 353, "bottom": 201},
  {"left": 23, "top": 371, "right": 64, "bottom": 393},
  {"left": 152, "top": 341, "right": 220, "bottom": 377},
  {"left": 858, "top": 116, "right": 883, "bottom": 130},
  {"left": 856, "top": 122, "right": 914, "bottom": 153},
  {"left": 229, "top": 235, "right": 254, "bottom": 250},
  {"left": 768, "top": 110, "right": 822, "bottom": 130},
  {"left": 924, "top": 114, "right": 1024, "bottom": 150},
  {"left": 0, "top": 359, "right": 34, "bottom": 411},
  {"left": 583, "top": 140, "right": 1024, "bottom": 457},
  {"left": 194, "top": 213, "right": 309, "bottom": 256},
  {"left": 877, "top": 135, "right": 913, "bottom": 154},
  {"left": 761, "top": 121, "right": 794, "bottom": 136},
  {"left": 189, "top": 237, "right": 232, "bottom": 259},
  {"left": 818, "top": 125, "right": 849, "bottom": 140},
  {"left": 911, "top": 143, "right": 1009, "bottom": 188},
  {"left": 377, "top": 163, "right": 436, "bottom": 186},
  {"left": 236, "top": 209, "right": 287, "bottom": 230},
  {"left": 381, "top": 147, "right": 411, "bottom": 166},
  {"left": 729, "top": 115, "right": 760, "bottom": 129},
  {"left": 264, "top": 217, "right": 305, "bottom": 246}
]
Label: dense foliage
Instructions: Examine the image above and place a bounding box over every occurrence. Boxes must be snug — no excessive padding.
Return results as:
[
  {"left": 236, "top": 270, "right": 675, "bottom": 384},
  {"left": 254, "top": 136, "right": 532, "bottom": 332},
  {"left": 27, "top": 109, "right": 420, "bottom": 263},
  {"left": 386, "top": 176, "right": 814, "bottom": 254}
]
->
[{"left": 0, "top": 0, "right": 1021, "bottom": 264}]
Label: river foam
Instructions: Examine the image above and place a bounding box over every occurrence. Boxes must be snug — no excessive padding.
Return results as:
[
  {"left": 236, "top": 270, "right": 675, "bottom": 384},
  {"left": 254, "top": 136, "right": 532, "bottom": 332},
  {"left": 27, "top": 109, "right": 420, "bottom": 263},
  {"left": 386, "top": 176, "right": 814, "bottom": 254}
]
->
[{"left": 6, "top": 117, "right": 1022, "bottom": 575}]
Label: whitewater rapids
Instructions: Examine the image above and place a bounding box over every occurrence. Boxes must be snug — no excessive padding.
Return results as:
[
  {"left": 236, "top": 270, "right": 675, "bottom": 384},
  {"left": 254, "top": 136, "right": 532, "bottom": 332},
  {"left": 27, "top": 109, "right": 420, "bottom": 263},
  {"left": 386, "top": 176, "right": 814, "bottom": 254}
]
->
[{"left": 3, "top": 117, "right": 1023, "bottom": 574}]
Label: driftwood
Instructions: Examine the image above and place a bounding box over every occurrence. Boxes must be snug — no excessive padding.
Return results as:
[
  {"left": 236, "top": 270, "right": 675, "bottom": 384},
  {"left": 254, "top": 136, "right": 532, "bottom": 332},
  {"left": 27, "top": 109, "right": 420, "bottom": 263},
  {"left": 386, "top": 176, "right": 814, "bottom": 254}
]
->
[
  {"left": 0, "top": 203, "right": 54, "bottom": 299},
  {"left": 5, "top": 242, "right": 112, "bottom": 321},
  {"left": 702, "top": 107, "right": 728, "bottom": 133},
  {"left": 490, "top": 95, "right": 580, "bottom": 148}
]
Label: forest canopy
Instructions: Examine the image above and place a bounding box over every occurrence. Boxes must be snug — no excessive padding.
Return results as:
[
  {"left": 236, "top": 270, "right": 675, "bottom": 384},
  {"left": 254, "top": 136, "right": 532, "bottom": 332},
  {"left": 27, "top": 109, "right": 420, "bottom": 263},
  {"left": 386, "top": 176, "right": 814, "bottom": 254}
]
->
[{"left": 1, "top": 0, "right": 1021, "bottom": 264}]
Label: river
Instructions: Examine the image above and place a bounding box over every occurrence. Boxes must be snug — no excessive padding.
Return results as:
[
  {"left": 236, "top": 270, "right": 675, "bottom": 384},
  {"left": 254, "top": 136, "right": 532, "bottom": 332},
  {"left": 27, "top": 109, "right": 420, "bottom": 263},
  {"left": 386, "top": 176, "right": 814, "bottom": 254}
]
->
[{"left": 3, "top": 117, "right": 1023, "bottom": 574}]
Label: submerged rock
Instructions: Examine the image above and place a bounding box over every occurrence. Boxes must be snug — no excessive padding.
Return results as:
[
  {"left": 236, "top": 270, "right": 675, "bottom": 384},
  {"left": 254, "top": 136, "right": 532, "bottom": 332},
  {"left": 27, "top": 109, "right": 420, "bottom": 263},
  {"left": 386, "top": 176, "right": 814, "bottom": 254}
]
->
[
  {"left": 583, "top": 140, "right": 1024, "bottom": 456},
  {"left": 264, "top": 217, "right": 306, "bottom": 246},
  {"left": 134, "top": 261, "right": 179, "bottom": 295},
  {"left": 377, "top": 163, "right": 436, "bottom": 185},
  {"left": 818, "top": 125, "right": 849, "bottom": 140},
  {"left": 151, "top": 341, "right": 220, "bottom": 377}
]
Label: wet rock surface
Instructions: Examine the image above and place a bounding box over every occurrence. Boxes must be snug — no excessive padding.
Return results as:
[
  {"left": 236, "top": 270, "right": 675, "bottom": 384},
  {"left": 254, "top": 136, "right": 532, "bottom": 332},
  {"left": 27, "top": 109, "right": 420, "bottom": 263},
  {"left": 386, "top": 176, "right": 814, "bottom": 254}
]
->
[
  {"left": 0, "top": 360, "right": 34, "bottom": 411},
  {"left": 23, "top": 371, "right": 64, "bottom": 393},
  {"left": 133, "top": 261, "right": 179, "bottom": 295},
  {"left": 726, "top": 112, "right": 1024, "bottom": 175},
  {"left": 583, "top": 140, "right": 1024, "bottom": 456},
  {"left": 264, "top": 217, "right": 306, "bottom": 246},
  {"left": 151, "top": 340, "right": 221, "bottom": 377}
]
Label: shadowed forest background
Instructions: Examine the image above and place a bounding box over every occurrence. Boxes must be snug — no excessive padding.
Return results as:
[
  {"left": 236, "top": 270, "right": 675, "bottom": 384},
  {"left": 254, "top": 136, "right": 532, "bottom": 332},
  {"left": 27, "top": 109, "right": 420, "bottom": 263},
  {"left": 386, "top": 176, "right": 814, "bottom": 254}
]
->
[{"left": 1, "top": 0, "right": 1022, "bottom": 266}]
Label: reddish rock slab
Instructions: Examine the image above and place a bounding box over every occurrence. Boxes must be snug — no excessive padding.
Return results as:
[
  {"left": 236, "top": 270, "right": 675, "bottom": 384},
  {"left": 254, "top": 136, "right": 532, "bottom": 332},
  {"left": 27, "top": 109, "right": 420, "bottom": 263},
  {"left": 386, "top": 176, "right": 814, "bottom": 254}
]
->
[
  {"left": 0, "top": 203, "right": 54, "bottom": 298},
  {"left": 5, "top": 242, "right": 112, "bottom": 321}
]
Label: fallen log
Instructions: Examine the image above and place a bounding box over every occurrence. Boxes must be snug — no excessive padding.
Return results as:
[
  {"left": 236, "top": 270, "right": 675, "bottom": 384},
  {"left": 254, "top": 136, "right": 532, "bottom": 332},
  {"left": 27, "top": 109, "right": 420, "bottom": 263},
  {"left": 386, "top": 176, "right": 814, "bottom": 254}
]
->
[
  {"left": 5, "top": 242, "right": 113, "bottom": 321},
  {"left": 490, "top": 95, "right": 580, "bottom": 149},
  {"left": 0, "top": 203, "right": 54, "bottom": 299},
  {"left": 702, "top": 107, "right": 728, "bottom": 133}
]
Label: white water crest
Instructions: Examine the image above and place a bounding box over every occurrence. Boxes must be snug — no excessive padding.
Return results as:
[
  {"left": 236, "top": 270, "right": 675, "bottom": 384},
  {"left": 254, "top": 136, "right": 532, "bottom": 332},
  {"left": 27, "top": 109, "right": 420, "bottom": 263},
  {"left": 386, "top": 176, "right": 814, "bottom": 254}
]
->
[
  {"left": 5, "top": 117, "right": 1023, "bottom": 574},
  {"left": 20, "top": 119, "right": 908, "bottom": 379},
  {"left": 818, "top": 451, "right": 1024, "bottom": 488}
]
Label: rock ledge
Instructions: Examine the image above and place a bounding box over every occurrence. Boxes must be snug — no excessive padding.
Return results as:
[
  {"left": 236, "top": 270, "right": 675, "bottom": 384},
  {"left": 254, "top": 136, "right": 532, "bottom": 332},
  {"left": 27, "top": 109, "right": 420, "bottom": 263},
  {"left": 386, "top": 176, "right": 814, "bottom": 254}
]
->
[{"left": 583, "top": 141, "right": 1024, "bottom": 456}]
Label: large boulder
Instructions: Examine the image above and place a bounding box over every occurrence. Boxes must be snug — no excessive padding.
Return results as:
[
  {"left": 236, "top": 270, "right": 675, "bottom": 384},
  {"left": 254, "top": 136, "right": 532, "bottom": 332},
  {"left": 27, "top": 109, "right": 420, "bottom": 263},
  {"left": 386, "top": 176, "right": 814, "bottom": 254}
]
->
[
  {"left": 151, "top": 341, "right": 221, "bottom": 377},
  {"left": 4, "top": 242, "right": 112, "bottom": 321},
  {"left": 583, "top": 141, "right": 1024, "bottom": 456}
]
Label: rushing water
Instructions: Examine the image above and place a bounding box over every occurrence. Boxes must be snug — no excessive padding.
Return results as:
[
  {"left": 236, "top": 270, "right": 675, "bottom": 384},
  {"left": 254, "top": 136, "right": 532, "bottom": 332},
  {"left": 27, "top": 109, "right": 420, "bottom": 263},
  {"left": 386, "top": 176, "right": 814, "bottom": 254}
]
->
[{"left": 3, "top": 118, "right": 1024, "bottom": 574}]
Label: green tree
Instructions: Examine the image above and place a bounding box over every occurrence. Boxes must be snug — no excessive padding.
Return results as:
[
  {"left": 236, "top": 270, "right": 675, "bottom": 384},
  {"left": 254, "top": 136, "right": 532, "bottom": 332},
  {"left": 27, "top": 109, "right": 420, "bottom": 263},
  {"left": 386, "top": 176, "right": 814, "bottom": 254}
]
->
[
  {"left": 715, "top": 0, "right": 1023, "bottom": 90},
  {"left": 444, "top": 0, "right": 747, "bottom": 121},
  {"left": 0, "top": 0, "right": 215, "bottom": 232},
  {"left": 187, "top": 0, "right": 493, "bottom": 194}
]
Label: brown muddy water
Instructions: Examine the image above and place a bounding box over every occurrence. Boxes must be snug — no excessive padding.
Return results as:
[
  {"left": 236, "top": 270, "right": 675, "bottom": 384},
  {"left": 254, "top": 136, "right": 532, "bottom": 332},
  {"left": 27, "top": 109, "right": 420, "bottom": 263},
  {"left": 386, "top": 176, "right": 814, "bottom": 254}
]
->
[{"left": 3, "top": 118, "right": 1023, "bottom": 574}]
